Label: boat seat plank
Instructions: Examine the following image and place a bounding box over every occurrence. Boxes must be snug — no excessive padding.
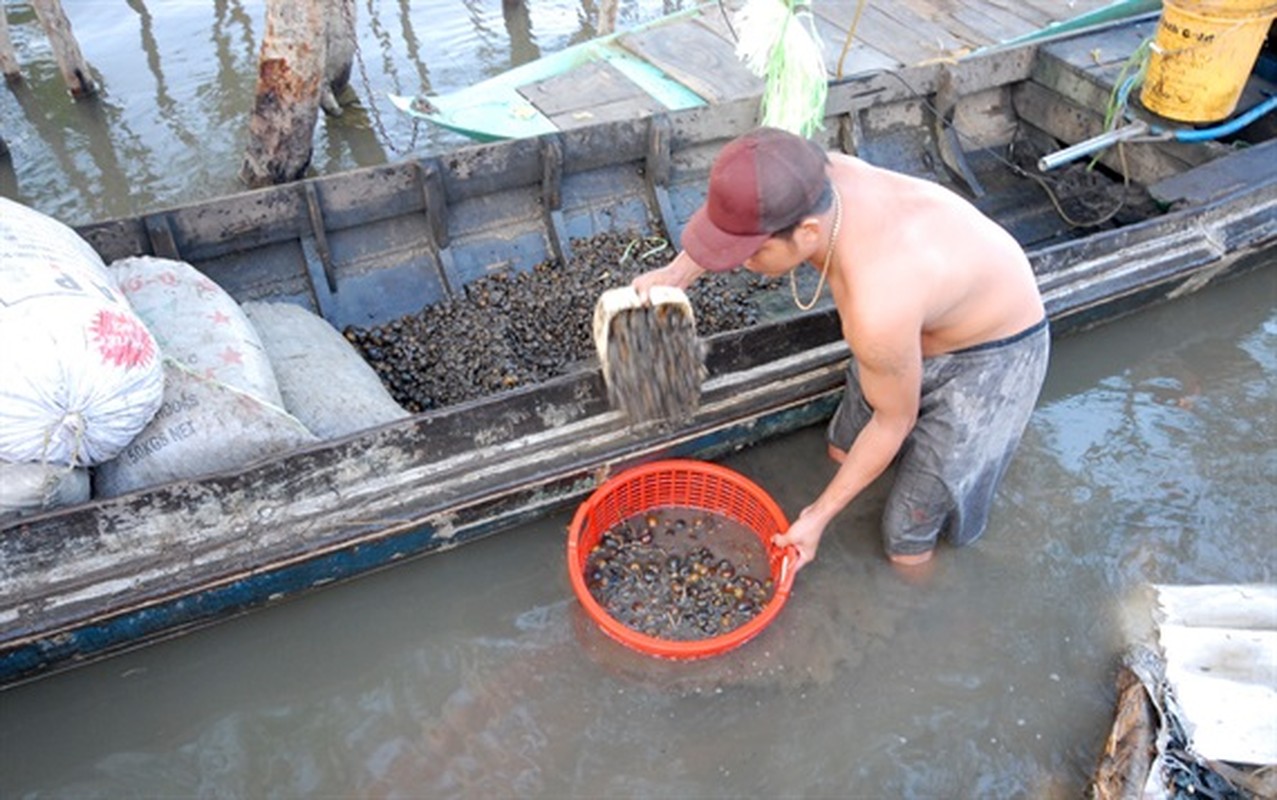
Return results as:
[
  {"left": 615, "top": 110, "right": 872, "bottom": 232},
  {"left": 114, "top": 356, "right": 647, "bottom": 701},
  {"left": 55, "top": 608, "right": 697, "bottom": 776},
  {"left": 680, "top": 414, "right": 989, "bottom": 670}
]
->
[
  {"left": 1149, "top": 140, "right": 1277, "bottom": 206},
  {"left": 546, "top": 94, "right": 671, "bottom": 131},
  {"left": 976, "top": 0, "right": 1054, "bottom": 29},
  {"left": 1038, "top": 18, "right": 1158, "bottom": 71},
  {"left": 618, "top": 20, "right": 762, "bottom": 104},
  {"left": 885, "top": 0, "right": 989, "bottom": 51},
  {"left": 948, "top": 0, "right": 1042, "bottom": 45},
  {"left": 518, "top": 59, "right": 656, "bottom": 118},
  {"left": 693, "top": 10, "right": 900, "bottom": 79},
  {"left": 815, "top": 2, "right": 959, "bottom": 66}
]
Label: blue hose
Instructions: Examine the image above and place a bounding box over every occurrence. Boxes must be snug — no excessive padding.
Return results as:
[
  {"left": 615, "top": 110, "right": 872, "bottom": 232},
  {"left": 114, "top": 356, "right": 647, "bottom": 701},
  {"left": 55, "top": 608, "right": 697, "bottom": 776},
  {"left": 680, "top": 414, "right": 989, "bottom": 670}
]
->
[{"left": 1160, "top": 94, "right": 1277, "bottom": 142}]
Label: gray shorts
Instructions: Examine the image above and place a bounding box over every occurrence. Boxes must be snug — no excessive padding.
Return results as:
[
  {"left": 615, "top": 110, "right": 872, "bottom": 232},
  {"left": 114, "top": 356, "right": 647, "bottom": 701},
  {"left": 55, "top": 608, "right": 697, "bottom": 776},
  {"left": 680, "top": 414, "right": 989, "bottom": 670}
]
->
[{"left": 828, "top": 318, "right": 1050, "bottom": 557}]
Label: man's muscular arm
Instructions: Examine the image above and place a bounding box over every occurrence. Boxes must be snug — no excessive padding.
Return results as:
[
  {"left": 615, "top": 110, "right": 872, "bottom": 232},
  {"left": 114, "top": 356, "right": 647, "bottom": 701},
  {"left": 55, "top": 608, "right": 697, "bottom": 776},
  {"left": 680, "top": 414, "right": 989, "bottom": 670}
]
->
[{"left": 772, "top": 318, "right": 924, "bottom": 570}]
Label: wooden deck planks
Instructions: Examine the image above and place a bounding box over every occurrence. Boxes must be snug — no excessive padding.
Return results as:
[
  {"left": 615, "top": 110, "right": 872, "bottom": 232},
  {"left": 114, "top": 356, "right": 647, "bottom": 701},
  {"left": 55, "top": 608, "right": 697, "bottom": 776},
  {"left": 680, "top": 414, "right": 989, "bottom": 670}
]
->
[
  {"left": 618, "top": 19, "right": 763, "bottom": 103},
  {"left": 810, "top": 15, "right": 900, "bottom": 79},
  {"left": 816, "top": 1, "right": 951, "bottom": 66},
  {"left": 946, "top": 0, "right": 1043, "bottom": 45},
  {"left": 516, "top": 0, "right": 1154, "bottom": 132},
  {"left": 518, "top": 60, "right": 656, "bottom": 117},
  {"left": 888, "top": 0, "right": 993, "bottom": 50},
  {"left": 978, "top": 0, "right": 1056, "bottom": 28}
]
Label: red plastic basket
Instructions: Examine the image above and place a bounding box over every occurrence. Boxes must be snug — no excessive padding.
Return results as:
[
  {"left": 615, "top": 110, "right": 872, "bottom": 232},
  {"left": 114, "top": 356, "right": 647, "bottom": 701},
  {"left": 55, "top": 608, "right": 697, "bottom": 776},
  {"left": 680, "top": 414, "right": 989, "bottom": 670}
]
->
[{"left": 567, "top": 459, "right": 795, "bottom": 659}]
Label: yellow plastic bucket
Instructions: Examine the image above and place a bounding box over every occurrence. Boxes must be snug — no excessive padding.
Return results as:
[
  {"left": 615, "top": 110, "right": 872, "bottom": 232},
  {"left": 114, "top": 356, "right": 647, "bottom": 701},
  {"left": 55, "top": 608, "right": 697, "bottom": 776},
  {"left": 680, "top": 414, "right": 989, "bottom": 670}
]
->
[{"left": 1140, "top": 0, "right": 1277, "bottom": 122}]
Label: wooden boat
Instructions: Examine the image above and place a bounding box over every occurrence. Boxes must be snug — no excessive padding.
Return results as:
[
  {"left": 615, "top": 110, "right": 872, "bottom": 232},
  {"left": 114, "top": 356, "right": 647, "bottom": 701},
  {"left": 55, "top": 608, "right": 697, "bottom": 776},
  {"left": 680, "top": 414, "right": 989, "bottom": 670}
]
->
[
  {"left": 388, "top": 0, "right": 1161, "bottom": 142},
  {"left": 3, "top": 14, "right": 1275, "bottom": 687}
]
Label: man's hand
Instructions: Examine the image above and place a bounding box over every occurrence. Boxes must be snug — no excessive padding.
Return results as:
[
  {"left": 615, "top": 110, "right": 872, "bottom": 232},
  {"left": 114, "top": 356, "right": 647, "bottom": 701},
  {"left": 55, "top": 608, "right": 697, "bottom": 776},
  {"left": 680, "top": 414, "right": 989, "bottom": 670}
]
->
[
  {"left": 772, "top": 505, "right": 830, "bottom": 572},
  {"left": 631, "top": 265, "right": 672, "bottom": 304},
  {"left": 631, "top": 250, "right": 706, "bottom": 302}
]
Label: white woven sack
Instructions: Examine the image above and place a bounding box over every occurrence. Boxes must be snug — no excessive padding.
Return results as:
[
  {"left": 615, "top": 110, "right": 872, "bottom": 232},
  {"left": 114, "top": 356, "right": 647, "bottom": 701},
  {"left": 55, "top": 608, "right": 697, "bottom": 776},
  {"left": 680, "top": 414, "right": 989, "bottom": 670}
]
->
[
  {"left": 242, "top": 301, "right": 409, "bottom": 439},
  {"left": 0, "top": 460, "right": 91, "bottom": 523},
  {"left": 0, "top": 200, "right": 165, "bottom": 466},
  {"left": 93, "top": 359, "right": 319, "bottom": 498},
  {"left": 0, "top": 197, "right": 111, "bottom": 281},
  {"left": 109, "top": 256, "right": 285, "bottom": 408}
]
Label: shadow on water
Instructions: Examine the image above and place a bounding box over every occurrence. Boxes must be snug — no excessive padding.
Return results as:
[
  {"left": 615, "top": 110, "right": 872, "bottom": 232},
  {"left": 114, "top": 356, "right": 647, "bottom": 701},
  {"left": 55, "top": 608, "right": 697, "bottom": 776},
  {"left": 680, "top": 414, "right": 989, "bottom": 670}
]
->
[{"left": 0, "top": 265, "right": 1271, "bottom": 797}]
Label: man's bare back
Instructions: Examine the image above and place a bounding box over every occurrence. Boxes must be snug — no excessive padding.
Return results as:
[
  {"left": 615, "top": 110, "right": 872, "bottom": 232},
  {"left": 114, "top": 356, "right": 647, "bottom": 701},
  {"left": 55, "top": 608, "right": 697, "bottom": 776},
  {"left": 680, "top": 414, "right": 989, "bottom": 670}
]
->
[{"left": 825, "top": 154, "right": 1044, "bottom": 360}]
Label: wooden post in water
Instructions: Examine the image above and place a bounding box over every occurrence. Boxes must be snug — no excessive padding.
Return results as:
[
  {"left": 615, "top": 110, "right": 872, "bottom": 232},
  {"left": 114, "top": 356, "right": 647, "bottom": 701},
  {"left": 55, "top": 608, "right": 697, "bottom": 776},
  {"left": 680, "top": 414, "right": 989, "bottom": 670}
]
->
[
  {"left": 31, "top": 0, "right": 97, "bottom": 97},
  {"left": 320, "top": 0, "right": 356, "bottom": 116},
  {"left": 0, "top": 5, "right": 21, "bottom": 83},
  {"left": 240, "top": 0, "right": 325, "bottom": 188},
  {"left": 597, "top": 0, "right": 619, "bottom": 36}
]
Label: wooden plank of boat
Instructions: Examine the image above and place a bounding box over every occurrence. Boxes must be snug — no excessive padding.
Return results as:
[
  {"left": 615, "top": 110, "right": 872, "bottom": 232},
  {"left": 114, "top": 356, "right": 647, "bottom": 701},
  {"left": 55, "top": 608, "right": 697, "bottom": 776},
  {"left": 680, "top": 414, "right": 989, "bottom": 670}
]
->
[
  {"left": 946, "top": 1, "right": 1043, "bottom": 46},
  {"left": 3, "top": 16, "right": 1276, "bottom": 687},
  {"left": 518, "top": 59, "right": 669, "bottom": 131},
  {"left": 1150, "top": 139, "right": 1277, "bottom": 207},
  {"left": 815, "top": 1, "right": 973, "bottom": 64},
  {"left": 617, "top": 18, "right": 762, "bottom": 104}
]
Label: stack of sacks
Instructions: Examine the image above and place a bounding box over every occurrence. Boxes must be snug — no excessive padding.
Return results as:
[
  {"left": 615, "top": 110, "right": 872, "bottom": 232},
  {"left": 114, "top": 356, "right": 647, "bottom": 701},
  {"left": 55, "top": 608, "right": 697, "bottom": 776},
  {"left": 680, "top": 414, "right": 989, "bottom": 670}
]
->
[
  {"left": 241, "top": 301, "right": 409, "bottom": 440},
  {"left": 94, "top": 256, "right": 318, "bottom": 498},
  {"left": 0, "top": 199, "right": 165, "bottom": 522}
]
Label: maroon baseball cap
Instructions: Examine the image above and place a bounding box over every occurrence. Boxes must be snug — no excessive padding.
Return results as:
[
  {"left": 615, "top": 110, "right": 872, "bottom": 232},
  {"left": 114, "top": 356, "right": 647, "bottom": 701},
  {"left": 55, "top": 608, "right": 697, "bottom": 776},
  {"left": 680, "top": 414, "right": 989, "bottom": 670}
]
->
[{"left": 681, "top": 127, "right": 829, "bottom": 272}]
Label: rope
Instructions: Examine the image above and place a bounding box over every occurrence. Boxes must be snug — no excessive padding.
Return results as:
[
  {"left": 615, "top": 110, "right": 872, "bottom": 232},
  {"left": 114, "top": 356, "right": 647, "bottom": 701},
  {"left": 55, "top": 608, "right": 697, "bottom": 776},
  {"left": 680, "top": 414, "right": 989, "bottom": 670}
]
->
[
  {"left": 352, "top": 9, "right": 420, "bottom": 157},
  {"left": 36, "top": 411, "right": 88, "bottom": 508},
  {"left": 834, "top": 0, "right": 869, "bottom": 80}
]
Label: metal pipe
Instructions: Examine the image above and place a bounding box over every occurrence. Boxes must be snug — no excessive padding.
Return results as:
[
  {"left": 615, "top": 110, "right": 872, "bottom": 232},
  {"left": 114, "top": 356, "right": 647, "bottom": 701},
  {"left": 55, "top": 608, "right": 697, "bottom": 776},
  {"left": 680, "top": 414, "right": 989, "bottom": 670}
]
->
[{"left": 1037, "top": 121, "right": 1150, "bottom": 171}]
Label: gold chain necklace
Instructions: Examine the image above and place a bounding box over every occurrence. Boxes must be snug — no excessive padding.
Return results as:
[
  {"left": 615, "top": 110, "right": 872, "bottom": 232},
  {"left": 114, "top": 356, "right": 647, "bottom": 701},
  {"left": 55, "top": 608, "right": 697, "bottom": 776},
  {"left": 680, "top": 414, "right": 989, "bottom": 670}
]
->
[{"left": 790, "top": 185, "right": 842, "bottom": 311}]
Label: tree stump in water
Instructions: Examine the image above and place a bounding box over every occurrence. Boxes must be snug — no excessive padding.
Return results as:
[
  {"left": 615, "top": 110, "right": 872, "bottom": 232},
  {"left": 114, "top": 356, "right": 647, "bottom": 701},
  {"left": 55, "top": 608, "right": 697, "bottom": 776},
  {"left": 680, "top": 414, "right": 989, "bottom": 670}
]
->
[
  {"left": 1092, "top": 664, "right": 1157, "bottom": 800},
  {"left": 30, "top": 0, "right": 96, "bottom": 97},
  {"left": 240, "top": 0, "right": 326, "bottom": 188},
  {"left": 320, "top": 0, "right": 356, "bottom": 116},
  {"left": 0, "top": 7, "right": 21, "bottom": 83}
]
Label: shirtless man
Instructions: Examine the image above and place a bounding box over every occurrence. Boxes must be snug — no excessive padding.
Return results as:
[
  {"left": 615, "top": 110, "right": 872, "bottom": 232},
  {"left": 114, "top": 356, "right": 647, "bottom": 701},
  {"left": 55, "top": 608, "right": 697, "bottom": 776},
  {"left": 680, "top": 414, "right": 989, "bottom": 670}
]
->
[{"left": 634, "top": 127, "right": 1049, "bottom": 571}]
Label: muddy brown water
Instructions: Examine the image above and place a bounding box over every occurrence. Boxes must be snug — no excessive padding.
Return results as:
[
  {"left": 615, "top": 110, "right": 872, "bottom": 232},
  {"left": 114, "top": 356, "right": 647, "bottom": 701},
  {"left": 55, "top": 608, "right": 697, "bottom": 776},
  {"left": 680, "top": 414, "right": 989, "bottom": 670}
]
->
[{"left": 0, "top": 264, "right": 1272, "bottom": 797}]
